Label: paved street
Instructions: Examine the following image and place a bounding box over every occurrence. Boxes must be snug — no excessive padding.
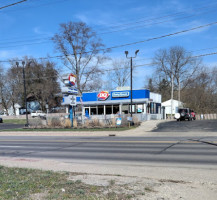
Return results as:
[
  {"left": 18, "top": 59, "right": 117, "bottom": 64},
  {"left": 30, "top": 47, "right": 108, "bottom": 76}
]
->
[
  {"left": 153, "top": 119, "right": 217, "bottom": 132},
  {"left": 0, "top": 121, "right": 217, "bottom": 200},
  {"left": 0, "top": 135, "right": 216, "bottom": 167}
]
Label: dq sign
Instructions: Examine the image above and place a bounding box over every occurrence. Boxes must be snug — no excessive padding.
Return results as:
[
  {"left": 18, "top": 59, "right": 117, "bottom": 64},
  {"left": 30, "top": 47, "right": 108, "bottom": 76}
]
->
[
  {"left": 98, "top": 91, "right": 110, "bottom": 101},
  {"left": 68, "top": 73, "right": 76, "bottom": 86}
]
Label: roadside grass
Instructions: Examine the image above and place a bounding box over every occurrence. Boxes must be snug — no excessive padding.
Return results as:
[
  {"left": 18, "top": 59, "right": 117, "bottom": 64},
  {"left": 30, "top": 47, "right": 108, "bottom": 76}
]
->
[
  {"left": 0, "top": 166, "right": 132, "bottom": 200},
  {"left": 3, "top": 119, "right": 26, "bottom": 124},
  {"left": 0, "top": 127, "right": 134, "bottom": 132}
]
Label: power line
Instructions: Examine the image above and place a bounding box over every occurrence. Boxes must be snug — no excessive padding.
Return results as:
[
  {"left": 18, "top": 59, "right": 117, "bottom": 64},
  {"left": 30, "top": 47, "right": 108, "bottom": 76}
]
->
[
  {"left": 192, "top": 52, "right": 217, "bottom": 58},
  {"left": 98, "top": 7, "right": 217, "bottom": 35},
  {"left": 0, "top": 0, "right": 69, "bottom": 13},
  {"left": 2, "top": 4, "right": 217, "bottom": 48},
  {"left": 0, "top": 0, "right": 28, "bottom": 10},
  {"left": 0, "top": 20, "right": 217, "bottom": 63},
  {"left": 13, "top": 51, "right": 217, "bottom": 81},
  {"left": 95, "top": 2, "right": 217, "bottom": 31},
  {"left": 1, "top": 2, "right": 217, "bottom": 46}
]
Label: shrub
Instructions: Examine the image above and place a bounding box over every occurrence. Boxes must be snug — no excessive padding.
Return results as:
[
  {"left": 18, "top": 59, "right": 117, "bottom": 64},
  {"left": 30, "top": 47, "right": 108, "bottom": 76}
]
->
[
  {"left": 49, "top": 117, "right": 62, "bottom": 127},
  {"left": 63, "top": 118, "right": 72, "bottom": 128}
]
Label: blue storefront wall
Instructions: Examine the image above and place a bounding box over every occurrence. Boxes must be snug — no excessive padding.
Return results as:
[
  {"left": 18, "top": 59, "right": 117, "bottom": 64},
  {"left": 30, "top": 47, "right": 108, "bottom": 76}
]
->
[{"left": 76, "top": 89, "right": 150, "bottom": 102}]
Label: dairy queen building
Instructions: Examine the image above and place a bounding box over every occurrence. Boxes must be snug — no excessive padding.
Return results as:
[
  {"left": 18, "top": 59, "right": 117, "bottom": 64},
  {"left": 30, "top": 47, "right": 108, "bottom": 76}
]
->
[{"left": 75, "top": 88, "right": 162, "bottom": 121}]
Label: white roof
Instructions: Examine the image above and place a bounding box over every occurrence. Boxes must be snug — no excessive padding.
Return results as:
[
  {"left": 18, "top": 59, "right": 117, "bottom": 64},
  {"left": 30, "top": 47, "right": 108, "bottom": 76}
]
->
[{"left": 162, "top": 99, "right": 183, "bottom": 107}]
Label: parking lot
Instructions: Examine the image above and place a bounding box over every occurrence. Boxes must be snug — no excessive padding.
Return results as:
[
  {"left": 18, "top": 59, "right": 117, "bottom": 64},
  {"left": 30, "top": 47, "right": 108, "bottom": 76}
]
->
[{"left": 153, "top": 119, "right": 217, "bottom": 132}]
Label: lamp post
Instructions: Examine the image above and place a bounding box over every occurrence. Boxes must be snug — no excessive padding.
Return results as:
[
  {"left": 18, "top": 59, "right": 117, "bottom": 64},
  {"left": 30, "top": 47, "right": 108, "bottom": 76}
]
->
[
  {"left": 16, "top": 61, "right": 29, "bottom": 127},
  {"left": 125, "top": 50, "right": 139, "bottom": 125},
  {"left": 45, "top": 102, "right": 49, "bottom": 126}
]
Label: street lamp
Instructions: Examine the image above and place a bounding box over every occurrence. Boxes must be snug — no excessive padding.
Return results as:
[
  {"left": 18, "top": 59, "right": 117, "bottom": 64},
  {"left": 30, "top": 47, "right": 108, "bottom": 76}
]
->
[
  {"left": 125, "top": 50, "right": 139, "bottom": 125},
  {"left": 16, "top": 61, "right": 29, "bottom": 127}
]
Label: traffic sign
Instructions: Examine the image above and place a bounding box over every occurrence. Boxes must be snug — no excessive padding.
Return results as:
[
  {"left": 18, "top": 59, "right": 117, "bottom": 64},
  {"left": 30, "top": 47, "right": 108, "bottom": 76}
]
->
[
  {"left": 61, "top": 95, "right": 77, "bottom": 106},
  {"left": 68, "top": 73, "right": 76, "bottom": 86},
  {"left": 70, "top": 95, "right": 76, "bottom": 106}
]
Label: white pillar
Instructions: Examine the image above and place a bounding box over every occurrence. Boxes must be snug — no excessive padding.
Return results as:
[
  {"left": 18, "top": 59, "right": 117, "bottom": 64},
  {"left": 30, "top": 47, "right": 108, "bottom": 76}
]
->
[
  {"left": 104, "top": 105, "right": 106, "bottom": 115},
  {"left": 143, "top": 104, "right": 147, "bottom": 114},
  {"left": 119, "top": 104, "right": 122, "bottom": 114},
  {"left": 82, "top": 106, "right": 85, "bottom": 116}
]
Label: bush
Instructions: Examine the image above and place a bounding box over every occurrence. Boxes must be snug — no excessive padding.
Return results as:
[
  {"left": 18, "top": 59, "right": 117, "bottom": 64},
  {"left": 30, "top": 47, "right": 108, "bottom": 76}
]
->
[
  {"left": 49, "top": 117, "right": 62, "bottom": 127},
  {"left": 29, "top": 118, "right": 43, "bottom": 128},
  {"left": 63, "top": 118, "right": 72, "bottom": 128}
]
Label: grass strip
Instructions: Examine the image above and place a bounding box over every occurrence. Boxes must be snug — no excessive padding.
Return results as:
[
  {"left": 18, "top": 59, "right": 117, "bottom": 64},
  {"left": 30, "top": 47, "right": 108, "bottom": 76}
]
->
[
  {"left": 3, "top": 119, "right": 26, "bottom": 124},
  {"left": 0, "top": 166, "right": 132, "bottom": 200}
]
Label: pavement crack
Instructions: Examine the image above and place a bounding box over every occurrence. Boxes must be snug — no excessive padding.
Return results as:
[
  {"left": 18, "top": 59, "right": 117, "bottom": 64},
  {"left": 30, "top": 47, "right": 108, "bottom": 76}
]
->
[
  {"left": 157, "top": 141, "right": 182, "bottom": 154},
  {"left": 188, "top": 139, "right": 217, "bottom": 147}
]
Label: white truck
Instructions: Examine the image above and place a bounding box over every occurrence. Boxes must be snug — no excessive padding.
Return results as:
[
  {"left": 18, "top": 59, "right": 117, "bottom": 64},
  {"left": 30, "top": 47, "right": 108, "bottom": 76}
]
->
[{"left": 31, "top": 110, "right": 46, "bottom": 118}]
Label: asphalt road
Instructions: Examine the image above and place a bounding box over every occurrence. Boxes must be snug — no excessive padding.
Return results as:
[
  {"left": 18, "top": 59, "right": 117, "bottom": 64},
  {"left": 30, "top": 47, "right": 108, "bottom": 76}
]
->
[
  {"left": 153, "top": 119, "right": 217, "bottom": 132},
  {"left": 0, "top": 123, "right": 24, "bottom": 130},
  {"left": 0, "top": 136, "right": 217, "bottom": 166}
]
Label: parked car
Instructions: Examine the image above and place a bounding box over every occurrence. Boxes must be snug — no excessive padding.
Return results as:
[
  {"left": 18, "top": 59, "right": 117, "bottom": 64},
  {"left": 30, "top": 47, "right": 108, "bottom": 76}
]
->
[
  {"left": 0, "top": 117, "right": 3, "bottom": 123},
  {"left": 190, "top": 110, "right": 196, "bottom": 120},
  {"left": 175, "top": 108, "right": 192, "bottom": 121},
  {"left": 31, "top": 110, "right": 46, "bottom": 118},
  {"left": 20, "top": 108, "right": 31, "bottom": 115}
]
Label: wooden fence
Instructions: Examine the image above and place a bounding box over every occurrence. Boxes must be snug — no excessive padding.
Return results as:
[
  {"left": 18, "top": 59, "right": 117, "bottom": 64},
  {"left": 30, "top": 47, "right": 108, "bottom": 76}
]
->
[{"left": 195, "top": 114, "right": 217, "bottom": 120}]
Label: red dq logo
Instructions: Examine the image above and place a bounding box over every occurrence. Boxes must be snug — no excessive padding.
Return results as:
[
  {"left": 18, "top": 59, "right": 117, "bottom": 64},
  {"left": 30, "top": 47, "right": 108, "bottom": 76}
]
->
[{"left": 98, "top": 91, "right": 110, "bottom": 101}]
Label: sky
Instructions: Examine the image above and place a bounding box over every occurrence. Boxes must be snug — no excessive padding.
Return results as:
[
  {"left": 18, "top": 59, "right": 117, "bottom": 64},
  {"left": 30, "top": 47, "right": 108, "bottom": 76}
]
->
[{"left": 1, "top": 0, "right": 217, "bottom": 89}]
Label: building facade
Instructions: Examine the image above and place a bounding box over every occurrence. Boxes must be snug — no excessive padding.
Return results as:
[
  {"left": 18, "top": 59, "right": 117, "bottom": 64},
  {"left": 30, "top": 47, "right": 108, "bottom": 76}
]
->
[{"left": 75, "top": 89, "right": 162, "bottom": 121}]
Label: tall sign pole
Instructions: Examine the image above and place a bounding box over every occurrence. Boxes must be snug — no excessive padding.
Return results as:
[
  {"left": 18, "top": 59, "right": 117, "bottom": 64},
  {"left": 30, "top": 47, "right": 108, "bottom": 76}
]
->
[{"left": 61, "top": 74, "right": 78, "bottom": 128}]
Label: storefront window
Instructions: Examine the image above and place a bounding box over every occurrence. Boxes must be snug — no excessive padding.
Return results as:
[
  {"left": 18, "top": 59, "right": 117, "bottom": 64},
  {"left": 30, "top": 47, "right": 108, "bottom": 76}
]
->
[
  {"left": 113, "top": 105, "right": 119, "bottom": 114},
  {"left": 122, "top": 105, "right": 129, "bottom": 114},
  {"left": 85, "top": 108, "right": 89, "bottom": 117},
  {"left": 90, "top": 107, "right": 97, "bottom": 115},
  {"left": 98, "top": 106, "right": 104, "bottom": 115},
  {"left": 129, "top": 105, "right": 136, "bottom": 113},
  {"left": 106, "top": 105, "right": 112, "bottom": 114}
]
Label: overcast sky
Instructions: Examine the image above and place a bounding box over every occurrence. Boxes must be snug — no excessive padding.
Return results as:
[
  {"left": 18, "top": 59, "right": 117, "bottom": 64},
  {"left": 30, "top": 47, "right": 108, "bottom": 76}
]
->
[{"left": 1, "top": 0, "right": 217, "bottom": 88}]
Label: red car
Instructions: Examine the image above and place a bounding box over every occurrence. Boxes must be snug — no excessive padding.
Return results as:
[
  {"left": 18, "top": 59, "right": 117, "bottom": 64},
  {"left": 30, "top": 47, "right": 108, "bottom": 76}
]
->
[{"left": 190, "top": 110, "right": 196, "bottom": 120}]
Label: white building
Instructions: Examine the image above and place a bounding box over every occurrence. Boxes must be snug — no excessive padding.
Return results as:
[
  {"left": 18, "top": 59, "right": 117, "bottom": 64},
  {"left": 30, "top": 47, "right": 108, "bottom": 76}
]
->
[
  {"left": 162, "top": 99, "right": 183, "bottom": 117},
  {"left": 7, "top": 103, "right": 21, "bottom": 116}
]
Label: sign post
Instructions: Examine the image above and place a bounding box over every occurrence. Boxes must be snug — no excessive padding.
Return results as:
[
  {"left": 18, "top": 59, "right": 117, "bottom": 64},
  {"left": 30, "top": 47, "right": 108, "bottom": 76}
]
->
[{"left": 61, "top": 74, "right": 78, "bottom": 128}]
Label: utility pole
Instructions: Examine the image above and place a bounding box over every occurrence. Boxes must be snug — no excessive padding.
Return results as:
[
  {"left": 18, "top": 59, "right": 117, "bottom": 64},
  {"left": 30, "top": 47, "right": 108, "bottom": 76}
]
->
[
  {"left": 16, "top": 61, "right": 29, "bottom": 127},
  {"left": 171, "top": 66, "right": 174, "bottom": 119},
  {"left": 178, "top": 77, "right": 181, "bottom": 107},
  {"left": 125, "top": 50, "right": 139, "bottom": 125}
]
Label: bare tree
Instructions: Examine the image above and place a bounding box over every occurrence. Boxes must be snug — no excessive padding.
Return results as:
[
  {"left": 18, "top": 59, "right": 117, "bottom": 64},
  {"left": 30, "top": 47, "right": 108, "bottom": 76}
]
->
[
  {"left": 152, "top": 46, "right": 201, "bottom": 101},
  {"left": 0, "top": 66, "right": 10, "bottom": 115},
  {"left": 4, "top": 60, "right": 25, "bottom": 115},
  {"left": 52, "top": 21, "right": 108, "bottom": 94},
  {"left": 109, "top": 59, "right": 131, "bottom": 88},
  {"left": 181, "top": 68, "right": 214, "bottom": 113},
  {"left": 24, "top": 59, "right": 61, "bottom": 111}
]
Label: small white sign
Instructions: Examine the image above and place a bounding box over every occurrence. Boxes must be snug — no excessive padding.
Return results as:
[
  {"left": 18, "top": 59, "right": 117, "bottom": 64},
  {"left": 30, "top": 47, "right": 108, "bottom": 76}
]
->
[
  {"left": 112, "top": 91, "right": 129, "bottom": 98},
  {"left": 70, "top": 95, "right": 77, "bottom": 106},
  {"left": 116, "top": 118, "right": 122, "bottom": 125}
]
